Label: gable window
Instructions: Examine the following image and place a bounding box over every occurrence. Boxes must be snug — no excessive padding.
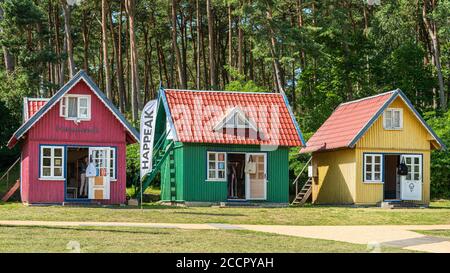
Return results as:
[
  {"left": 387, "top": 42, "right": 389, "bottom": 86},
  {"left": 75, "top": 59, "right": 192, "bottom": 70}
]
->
[
  {"left": 40, "top": 146, "right": 65, "bottom": 180},
  {"left": 383, "top": 108, "right": 403, "bottom": 130},
  {"left": 364, "top": 154, "right": 383, "bottom": 182},
  {"left": 214, "top": 107, "right": 257, "bottom": 131},
  {"left": 60, "top": 95, "right": 91, "bottom": 120},
  {"left": 207, "top": 152, "right": 226, "bottom": 181}
]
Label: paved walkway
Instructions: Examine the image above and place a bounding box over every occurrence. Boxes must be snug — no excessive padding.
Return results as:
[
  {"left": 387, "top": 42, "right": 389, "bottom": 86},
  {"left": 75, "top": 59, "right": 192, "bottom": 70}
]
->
[{"left": 1, "top": 220, "right": 449, "bottom": 253}]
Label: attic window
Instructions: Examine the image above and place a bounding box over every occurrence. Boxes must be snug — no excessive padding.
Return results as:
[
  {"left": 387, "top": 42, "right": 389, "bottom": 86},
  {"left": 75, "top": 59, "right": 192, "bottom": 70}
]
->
[
  {"left": 214, "top": 107, "right": 257, "bottom": 131},
  {"left": 60, "top": 95, "right": 91, "bottom": 120},
  {"left": 383, "top": 108, "right": 403, "bottom": 130}
]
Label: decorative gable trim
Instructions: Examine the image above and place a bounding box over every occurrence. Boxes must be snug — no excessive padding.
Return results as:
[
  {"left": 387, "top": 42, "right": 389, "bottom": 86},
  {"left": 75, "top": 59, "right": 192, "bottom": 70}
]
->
[{"left": 213, "top": 106, "right": 258, "bottom": 132}]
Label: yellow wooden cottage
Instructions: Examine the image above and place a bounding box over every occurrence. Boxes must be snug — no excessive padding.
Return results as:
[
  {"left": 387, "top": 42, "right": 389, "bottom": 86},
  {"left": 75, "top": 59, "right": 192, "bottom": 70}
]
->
[{"left": 300, "top": 89, "right": 445, "bottom": 206}]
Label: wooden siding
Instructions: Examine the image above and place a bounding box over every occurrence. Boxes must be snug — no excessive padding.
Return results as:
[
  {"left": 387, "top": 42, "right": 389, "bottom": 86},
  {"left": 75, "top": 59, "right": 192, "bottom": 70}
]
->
[
  {"left": 161, "top": 143, "right": 290, "bottom": 203},
  {"left": 355, "top": 148, "right": 430, "bottom": 205},
  {"left": 28, "top": 81, "right": 127, "bottom": 144},
  {"left": 22, "top": 80, "right": 128, "bottom": 204},
  {"left": 20, "top": 138, "right": 30, "bottom": 203},
  {"left": 312, "top": 149, "right": 356, "bottom": 204},
  {"left": 311, "top": 97, "right": 436, "bottom": 205},
  {"left": 354, "top": 97, "right": 433, "bottom": 204},
  {"left": 356, "top": 97, "right": 435, "bottom": 151}
]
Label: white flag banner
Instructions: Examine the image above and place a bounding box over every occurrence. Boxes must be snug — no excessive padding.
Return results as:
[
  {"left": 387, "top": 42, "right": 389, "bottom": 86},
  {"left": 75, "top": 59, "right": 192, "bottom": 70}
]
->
[{"left": 140, "top": 99, "right": 158, "bottom": 179}]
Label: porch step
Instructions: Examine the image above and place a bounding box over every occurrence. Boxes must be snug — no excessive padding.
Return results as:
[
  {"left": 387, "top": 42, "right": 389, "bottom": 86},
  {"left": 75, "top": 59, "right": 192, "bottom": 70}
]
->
[
  {"left": 380, "top": 201, "right": 424, "bottom": 209},
  {"left": 220, "top": 200, "right": 260, "bottom": 207},
  {"left": 62, "top": 202, "right": 102, "bottom": 207}
]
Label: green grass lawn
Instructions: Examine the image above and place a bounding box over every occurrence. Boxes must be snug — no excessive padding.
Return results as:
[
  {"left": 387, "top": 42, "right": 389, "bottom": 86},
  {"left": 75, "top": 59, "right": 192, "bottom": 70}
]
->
[
  {"left": 414, "top": 229, "right": 450, "bottom": 239},
  {"left": 0, "top": 200, "right": 449, "bottom": 226},
  {"left": 0, "top": 225, "right": 413, "bottom": 253}
]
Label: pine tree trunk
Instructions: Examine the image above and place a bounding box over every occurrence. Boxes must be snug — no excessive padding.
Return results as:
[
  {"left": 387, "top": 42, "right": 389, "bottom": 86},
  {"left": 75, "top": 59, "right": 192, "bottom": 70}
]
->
[
  {"left": 266, "top": 7, "right": 284, "bottom": 93},
  {"left": 171, "top": 0, "right": 186, "bottom": 89},
  {"left": 228, "top": 3, "right": 233, "bottom": 72},
  {"left": 102, "top": 0, "right": 112, "bottom": 99},
  {"left": 196, "top": 0, "right": 201, "bottom": 89},
  {"left": 206, "top": 0, "right": 217, "bottom": 89},
  {"left": 297, "top": 0, "right": 306, "bottom": 69},
  {"left": 61, "top": 1, "right": 75, "bottom": 77},
  {"left": 125, "top": 0, "right": 141, "bottom": 121},
  {"left": 0, "top": 6, "right": 14, "bottom": 73},
  {"left": 82, "top": 9, "right": 89, "bottom": 72},
  {"left": 116, "top": 1, "right": 126, "bottom": 112},
  {"left": 422, "top": 0, "right": 446, "bottom": 110}
]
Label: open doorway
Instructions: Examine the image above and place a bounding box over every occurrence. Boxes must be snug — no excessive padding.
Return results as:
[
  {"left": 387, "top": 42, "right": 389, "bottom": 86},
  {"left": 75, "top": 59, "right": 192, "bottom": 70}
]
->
[
  {"left": 227, "top": 153, "right": 246, "bottom": 199},
  {"left": 66, "top": 147, "right": 89, "bottom": 199},
  {"left": 384, "top": 154, "right": 400, "bottom": 200}
]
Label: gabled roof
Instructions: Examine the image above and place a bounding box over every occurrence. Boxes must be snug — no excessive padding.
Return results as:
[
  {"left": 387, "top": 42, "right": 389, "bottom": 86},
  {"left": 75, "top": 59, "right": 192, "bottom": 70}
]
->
[
  {"left": 23, "top": 97, "right": 49, "bottom": 122},
  {"left": 8, "top": 70, "right": 139, "bottom": 148},
  {"left": 300, "top": 89, "right": 446, "bottom": 153},
  {"left": 160, "top": 88, "right": 305, "bottom": 147}
]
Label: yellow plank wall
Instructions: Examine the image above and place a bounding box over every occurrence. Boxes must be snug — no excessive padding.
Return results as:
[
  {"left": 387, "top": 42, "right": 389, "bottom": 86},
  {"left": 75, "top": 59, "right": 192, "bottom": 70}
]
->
[
  {"left": 312, "top": 149, "right": 356, "bottom": 204},
  {"left": 355, "top": 97, "right": 434, "bottom": 205}
]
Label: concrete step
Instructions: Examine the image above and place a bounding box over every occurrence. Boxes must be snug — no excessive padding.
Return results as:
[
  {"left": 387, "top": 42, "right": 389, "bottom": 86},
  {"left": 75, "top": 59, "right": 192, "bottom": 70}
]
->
[{"left": 380, "top": 201, "right": 424, "bottom": 209}]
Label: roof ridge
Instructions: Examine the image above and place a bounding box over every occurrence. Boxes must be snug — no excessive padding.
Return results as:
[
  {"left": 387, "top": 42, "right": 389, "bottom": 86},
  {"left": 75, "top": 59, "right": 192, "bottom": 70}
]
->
[
  {"left": 164, "top": 88, "right": 281, "bottom": 95},
  {"left": 339, "top": 90, "right": 397, "bottom": 106}
]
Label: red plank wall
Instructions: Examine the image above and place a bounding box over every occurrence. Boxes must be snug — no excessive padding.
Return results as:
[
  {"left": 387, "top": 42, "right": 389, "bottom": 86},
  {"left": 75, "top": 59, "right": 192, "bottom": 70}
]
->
[{"left": 23, "top": 80, "right": 128, "bottom": 204}]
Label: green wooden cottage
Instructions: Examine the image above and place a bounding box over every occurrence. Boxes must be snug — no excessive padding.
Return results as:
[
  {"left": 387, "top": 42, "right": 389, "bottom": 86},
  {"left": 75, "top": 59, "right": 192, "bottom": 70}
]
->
[{"left": 139, "top": 88, "right": 305, "bottom": 206}]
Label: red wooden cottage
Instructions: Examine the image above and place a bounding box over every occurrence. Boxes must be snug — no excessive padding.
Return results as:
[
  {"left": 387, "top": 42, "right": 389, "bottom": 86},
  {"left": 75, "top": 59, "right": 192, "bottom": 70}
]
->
[{"left": 7, "top": 71, "right": 139, "bottom": 205}]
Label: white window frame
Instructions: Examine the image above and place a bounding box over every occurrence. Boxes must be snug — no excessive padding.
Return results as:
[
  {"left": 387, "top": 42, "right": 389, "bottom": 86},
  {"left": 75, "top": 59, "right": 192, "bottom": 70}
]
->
[
  {"left": 363, "top": 154, "right": 383, "bottom": 183},
  {"left": 383, "top": 108, "right": 403, "bottom": 130},
  {"left": 40, "top": 146, "right": 65, "bottom": 180},
  {"left": 60, "top": 94, "right": 91, "bottom": 121},
  {"left": 90, "top": 147, "right": 117, "bottom": 181},
  {"left": 207, "top": 151, "right": 227, "bottom": 181}
]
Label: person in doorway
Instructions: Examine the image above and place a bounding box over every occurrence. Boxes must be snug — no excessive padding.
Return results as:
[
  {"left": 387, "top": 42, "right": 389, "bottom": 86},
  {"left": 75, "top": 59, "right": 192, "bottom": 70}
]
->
[{"left": 79, "top": 156, "right": 88, "bottom": 197}]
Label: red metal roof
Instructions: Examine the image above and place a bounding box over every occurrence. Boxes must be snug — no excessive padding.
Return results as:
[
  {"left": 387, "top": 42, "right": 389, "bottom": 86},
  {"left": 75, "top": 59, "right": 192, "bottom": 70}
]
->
[
  {"left": 300, "top": 91, "right": 395, "bottom": 153},
  {"left": 163, "top": 89, "right": 304, "bottom": 147},
  {"left": 25, "top": 98, "right": 48, "bottom": 121}
]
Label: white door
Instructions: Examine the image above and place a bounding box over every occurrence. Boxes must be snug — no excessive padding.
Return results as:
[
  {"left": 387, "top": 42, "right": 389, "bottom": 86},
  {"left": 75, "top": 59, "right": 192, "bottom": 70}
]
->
[
  {"left": 400, "top": 155, "right": 422, "bottom": 201},
  {"left": 88, "top": 147, "right": 111, "bottom": 200},
  {"left": 245, "top": 153, "right": 267, "bottom": 200}
]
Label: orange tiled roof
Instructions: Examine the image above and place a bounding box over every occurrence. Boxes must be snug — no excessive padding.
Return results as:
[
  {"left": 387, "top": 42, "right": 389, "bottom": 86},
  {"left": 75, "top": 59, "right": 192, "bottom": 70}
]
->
[{"left": 163, "top": 89, "right": 304, "bottom": 147}]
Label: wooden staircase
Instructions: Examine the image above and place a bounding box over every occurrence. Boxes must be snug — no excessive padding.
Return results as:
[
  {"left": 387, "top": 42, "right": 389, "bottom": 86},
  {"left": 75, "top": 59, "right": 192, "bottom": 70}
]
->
[
  {"left": 291, "top": 157, "right": 312, "bottom": 205},
  {"left": 292, "top": 177, "right": 312, "bottom": 205},
  {"left": 0, "top": 157, "right": 21, "bottom": 202},
  {"left": 1, "top": 180, "right": 20, "bottom": 202}
]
